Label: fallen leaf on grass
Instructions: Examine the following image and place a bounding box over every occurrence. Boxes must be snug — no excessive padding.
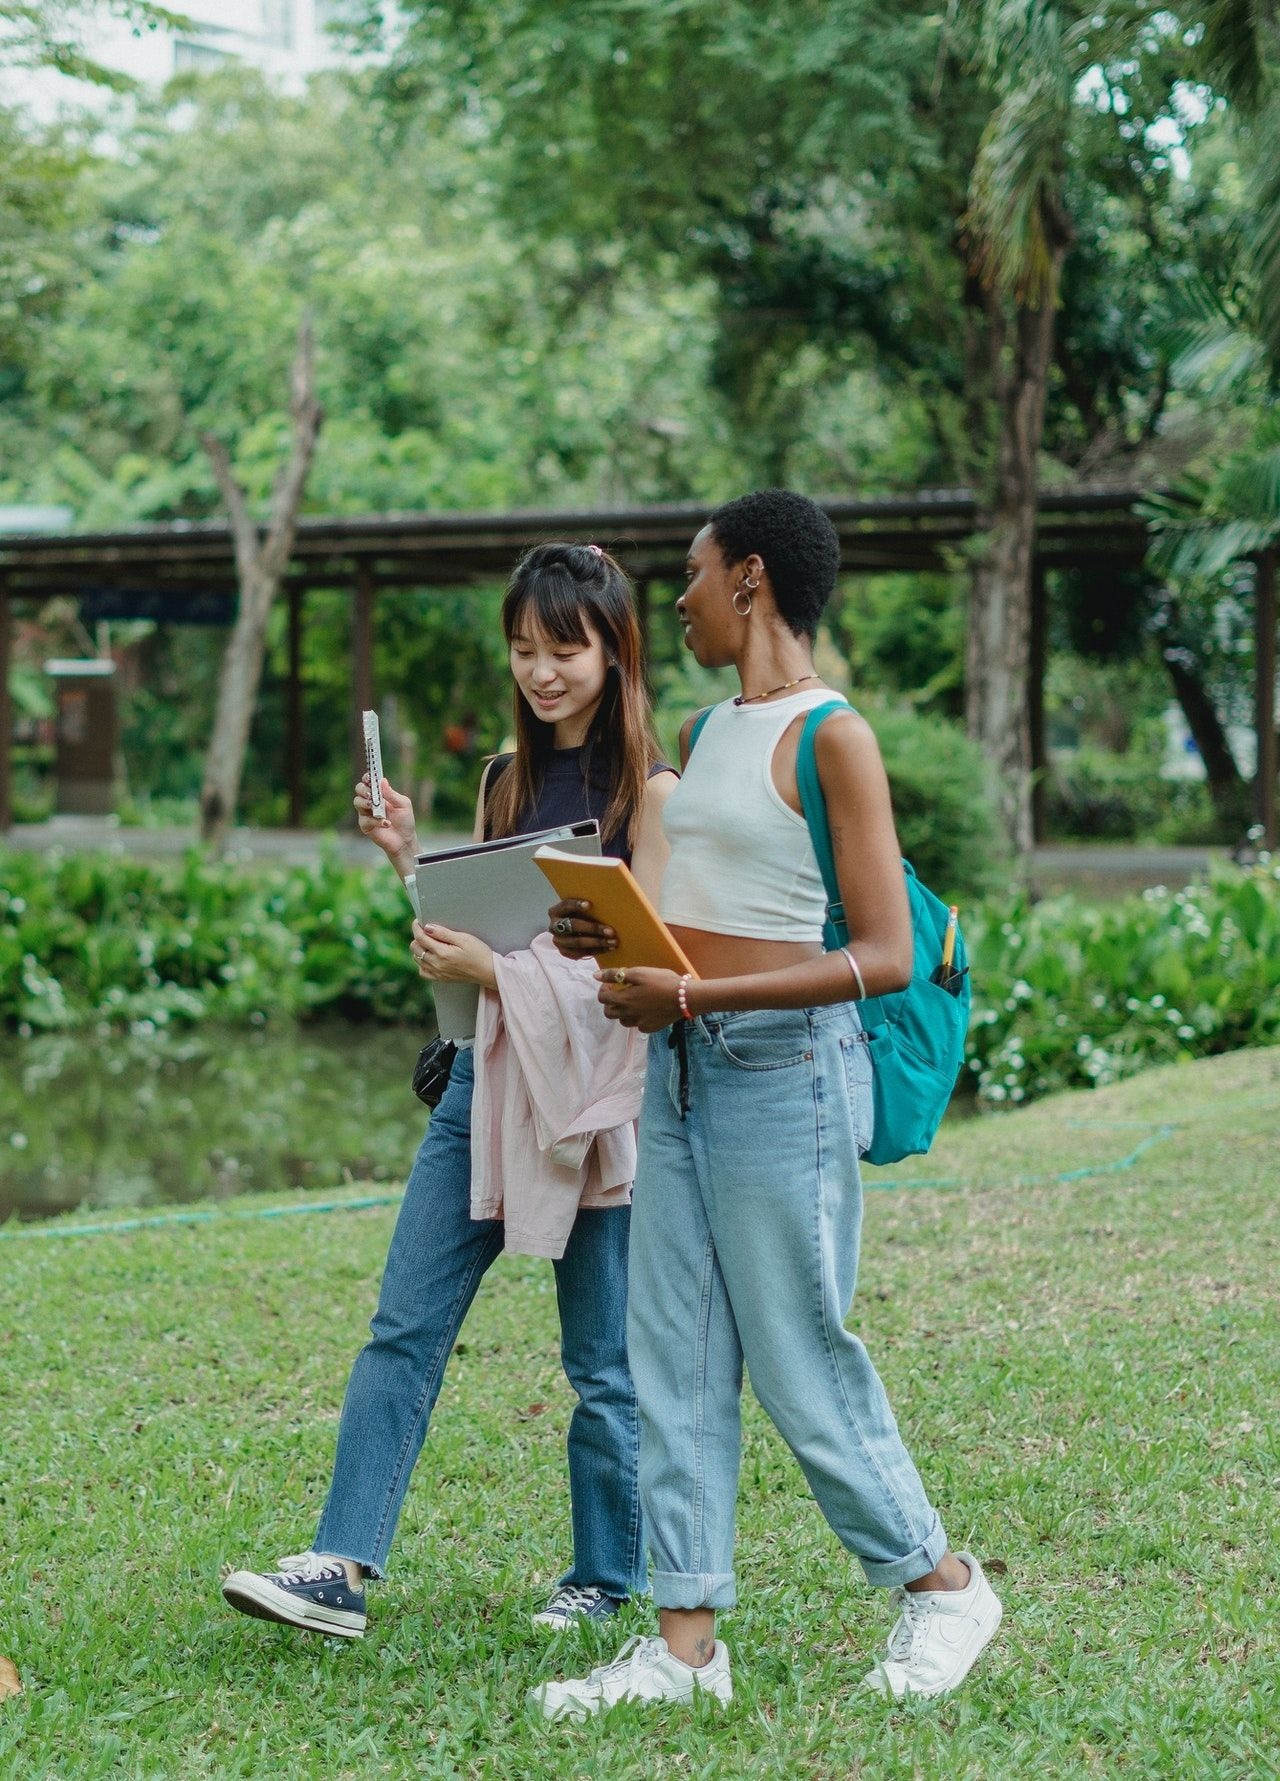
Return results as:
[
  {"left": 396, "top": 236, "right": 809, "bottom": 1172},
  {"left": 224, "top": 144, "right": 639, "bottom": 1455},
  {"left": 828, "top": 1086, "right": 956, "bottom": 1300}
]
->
[
  {"left": 517, "top": 1402, "right": 549, "bottom": 1420},
  {"left": 0, "top": 1657, "right": 22, "bottom": 1700},
  {"left": 986, "top": 1558, "right": 1010, "bottom": 1576}
]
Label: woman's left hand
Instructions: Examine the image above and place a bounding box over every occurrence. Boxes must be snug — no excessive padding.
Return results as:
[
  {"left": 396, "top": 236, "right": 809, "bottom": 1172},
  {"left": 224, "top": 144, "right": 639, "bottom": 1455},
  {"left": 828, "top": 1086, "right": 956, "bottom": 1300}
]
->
[
  {"left": 411, "top": 920, "right": 497, "bottom": 989},
  {"left": 596, "top": 966, "right": 683, "bottom": 1032}
]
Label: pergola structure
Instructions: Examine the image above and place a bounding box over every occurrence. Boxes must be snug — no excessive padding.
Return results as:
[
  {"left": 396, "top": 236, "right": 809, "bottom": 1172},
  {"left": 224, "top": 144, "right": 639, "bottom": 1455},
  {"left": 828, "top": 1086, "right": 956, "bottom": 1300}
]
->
[{"left": 1, "top": 487, "right": 1275, "bottom": 844}]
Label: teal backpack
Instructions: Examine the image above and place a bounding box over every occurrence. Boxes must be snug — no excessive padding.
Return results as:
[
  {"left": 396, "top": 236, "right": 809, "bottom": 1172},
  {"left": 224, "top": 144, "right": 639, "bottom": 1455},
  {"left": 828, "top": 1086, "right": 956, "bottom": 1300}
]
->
[{"left": 688, "top": 699, "right": 970, "bottom": 1165}]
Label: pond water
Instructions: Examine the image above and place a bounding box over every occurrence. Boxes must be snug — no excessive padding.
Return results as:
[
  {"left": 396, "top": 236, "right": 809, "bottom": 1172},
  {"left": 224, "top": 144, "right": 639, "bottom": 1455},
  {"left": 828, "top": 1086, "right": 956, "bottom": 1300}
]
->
[
  {"left": 1, "top": 1024, "right": 982, "bottom": 1224},
  {"left": 0, "top": 1025, "right": 435, "bottom": 1223}
]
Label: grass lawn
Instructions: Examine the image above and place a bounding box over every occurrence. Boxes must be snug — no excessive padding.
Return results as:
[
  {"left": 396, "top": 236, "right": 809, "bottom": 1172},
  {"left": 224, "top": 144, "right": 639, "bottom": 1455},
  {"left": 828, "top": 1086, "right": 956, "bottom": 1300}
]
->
[{"left": 2, "top": 1047, "right": 1277, "bottom": 1779}]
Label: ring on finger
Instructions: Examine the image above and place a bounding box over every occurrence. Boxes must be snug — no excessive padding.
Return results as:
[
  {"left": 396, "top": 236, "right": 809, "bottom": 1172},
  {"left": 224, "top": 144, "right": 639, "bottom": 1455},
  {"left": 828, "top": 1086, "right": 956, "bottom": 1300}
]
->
[
  {"left": 614, "top": 968, "right": 628, "bottom": 985},
  {"left": 553, "top": 916, "right": 574, "bottom": 935}
]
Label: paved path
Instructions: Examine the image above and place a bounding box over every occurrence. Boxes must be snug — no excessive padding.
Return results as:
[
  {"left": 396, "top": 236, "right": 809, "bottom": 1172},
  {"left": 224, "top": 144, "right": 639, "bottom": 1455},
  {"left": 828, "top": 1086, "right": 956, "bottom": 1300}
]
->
[
  {"left": 2, "top": 821, "right": 1229, "bottom": 889},
  {"left": 1026, "top": 844, "right": 1227, "bottom": 893},
  {"left": 1029, "top": 844, "right": 1224, "bottom": 875},
  {"left": 1, "top": 817, "right": 472, "bottom": 868}
]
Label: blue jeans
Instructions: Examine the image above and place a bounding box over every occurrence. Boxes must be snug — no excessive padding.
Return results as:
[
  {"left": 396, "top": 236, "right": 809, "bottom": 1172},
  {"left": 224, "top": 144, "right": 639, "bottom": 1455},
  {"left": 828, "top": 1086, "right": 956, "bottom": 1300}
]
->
[
  {"left": 626, "top": 1006, "right": 947, "bottom": 1610},
  {"left": 314, "top": 1047, "right": 646, "bottom": 1597}
]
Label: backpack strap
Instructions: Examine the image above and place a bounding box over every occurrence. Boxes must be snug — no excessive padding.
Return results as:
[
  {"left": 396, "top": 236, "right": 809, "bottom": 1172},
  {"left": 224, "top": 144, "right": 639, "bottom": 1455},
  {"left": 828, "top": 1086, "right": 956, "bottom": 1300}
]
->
[
  {"left": 691, "top": 697, "right": 870, "bottom": 991},
  {"left": 794, "top": 700, "right": 854, "bottom": 951},
  {"left": 687, "top": 705, "right": 715, "bottom": 755},
  {"left": 795, "top": 701, "right": 898, "bottom": 1029}
]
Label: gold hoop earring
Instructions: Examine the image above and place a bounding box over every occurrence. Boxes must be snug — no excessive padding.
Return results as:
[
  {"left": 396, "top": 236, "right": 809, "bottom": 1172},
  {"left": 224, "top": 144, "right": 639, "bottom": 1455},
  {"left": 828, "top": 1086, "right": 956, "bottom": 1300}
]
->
[{"left": 732, "top": 589, "right": 753, "bottom": 617}]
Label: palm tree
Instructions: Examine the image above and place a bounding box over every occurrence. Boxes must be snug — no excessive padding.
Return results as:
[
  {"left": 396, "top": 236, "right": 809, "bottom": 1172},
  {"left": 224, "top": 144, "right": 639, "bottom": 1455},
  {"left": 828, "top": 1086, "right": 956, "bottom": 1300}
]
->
[
  {"left": 961, "top": 0, "right": 1279, "bottom": 852},
  {"left": 960, "top": 0, "right": 1074, "bottom": 853},
  {"left": 1140, "top": 243, "right": 1280, "bottom": 836},
  {"left": 1141, "top": 14, "right": 1280, "bottom": 839},
  {"left": 1144, "top": 411, "right": 1280, "bottom": 585}
]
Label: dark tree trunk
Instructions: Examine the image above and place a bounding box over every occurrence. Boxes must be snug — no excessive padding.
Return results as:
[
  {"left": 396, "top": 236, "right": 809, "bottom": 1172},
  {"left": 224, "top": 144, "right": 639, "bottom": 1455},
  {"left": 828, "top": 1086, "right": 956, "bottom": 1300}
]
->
[
  {"left": 1255, "top": 549, "right": 1278, "bottom": 847},
  {"left": 0, "top": 588, "right": 10, "bottom": 833},
  {"left": 1159, "top": 597, "right": 1248, "bottom": 827},
  {"left": 1028, "top": 561, "right": 1048, "bottom": 843}
]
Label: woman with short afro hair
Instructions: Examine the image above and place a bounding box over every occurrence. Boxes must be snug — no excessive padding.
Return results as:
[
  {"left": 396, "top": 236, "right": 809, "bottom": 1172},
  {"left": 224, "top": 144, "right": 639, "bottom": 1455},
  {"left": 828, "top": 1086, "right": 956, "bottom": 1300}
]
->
[{"left": 537, "top": 490, "right": 1001, "bottom": 1718}]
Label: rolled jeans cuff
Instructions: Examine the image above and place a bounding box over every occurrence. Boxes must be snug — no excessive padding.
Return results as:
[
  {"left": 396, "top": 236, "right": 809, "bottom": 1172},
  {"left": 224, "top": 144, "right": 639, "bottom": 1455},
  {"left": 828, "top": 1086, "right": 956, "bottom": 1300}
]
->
[
  {"left": 858, "top": 1512, "right": 948, "bottom": 1588},
  {"left": 652, "top": 1568, "right": 737, "bottom": 1610}
]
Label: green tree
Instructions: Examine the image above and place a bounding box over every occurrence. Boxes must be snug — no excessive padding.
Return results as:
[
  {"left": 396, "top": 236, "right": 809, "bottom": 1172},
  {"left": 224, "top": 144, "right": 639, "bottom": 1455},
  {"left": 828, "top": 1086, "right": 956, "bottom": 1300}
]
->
[
  {"left": 197, "top": 319, "right": 323, "bottom": 853},
  {"left": 0, "top": 105, "right": 87, "bottom": 389},
  {"left": 0, "top": 0, "right": 176, "bottom": 85},
  {"left": 390, "top": 0, "right": 1242, "bottom": 848},
  {"left": 3, "top": 66, "right": 744, "bottom": 814},
  {"left": 1135, "top": 10, "right": 1280, "bottom": 833},
  {"left": 12, "top": 67, "right": 737, "bottom": 523},
  {"left": 959, "top": 2, "right": 1269, "bottom": 848}
]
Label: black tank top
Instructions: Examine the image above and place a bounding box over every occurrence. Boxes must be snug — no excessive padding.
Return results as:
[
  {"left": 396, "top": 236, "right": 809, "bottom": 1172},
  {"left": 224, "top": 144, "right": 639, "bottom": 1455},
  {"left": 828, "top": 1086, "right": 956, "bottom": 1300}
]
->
[{"left": 484, "top": 747, "right": 671, "bottom": 867}]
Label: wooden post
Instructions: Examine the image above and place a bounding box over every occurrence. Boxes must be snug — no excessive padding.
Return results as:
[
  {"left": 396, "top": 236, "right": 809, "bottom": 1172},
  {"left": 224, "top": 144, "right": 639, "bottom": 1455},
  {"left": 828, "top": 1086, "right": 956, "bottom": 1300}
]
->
[
  {"left": 351, "top": 565, "right": 376, "bottom": 789},
  {"left": 285, "top": 584, "right": 305, "bottom": 828},
  {"left": 634, "top": 577, "right": 652, "bottom": 688},
  {"left": 1028, "top": 561, "right": 1048, "bottom": 845},
  {"left": 1256, "top": 548, "right": 1278, "bottom": 849},
  {"left": 0, "top": 585, "right": 11, "bottom": 833}
]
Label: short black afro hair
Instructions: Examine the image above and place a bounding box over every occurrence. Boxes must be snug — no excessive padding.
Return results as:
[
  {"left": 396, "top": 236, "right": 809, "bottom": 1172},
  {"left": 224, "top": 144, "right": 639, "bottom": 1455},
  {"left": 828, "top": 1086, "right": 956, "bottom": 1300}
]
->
[{"left": 708, "top": 489, "right": 841, "bottom": 639}]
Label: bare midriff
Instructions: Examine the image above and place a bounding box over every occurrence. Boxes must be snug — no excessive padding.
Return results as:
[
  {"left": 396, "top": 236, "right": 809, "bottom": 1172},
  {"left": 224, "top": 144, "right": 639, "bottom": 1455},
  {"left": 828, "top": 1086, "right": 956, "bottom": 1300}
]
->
[{"left": 668, "top": 925, "right": 824, "bottom": 982}]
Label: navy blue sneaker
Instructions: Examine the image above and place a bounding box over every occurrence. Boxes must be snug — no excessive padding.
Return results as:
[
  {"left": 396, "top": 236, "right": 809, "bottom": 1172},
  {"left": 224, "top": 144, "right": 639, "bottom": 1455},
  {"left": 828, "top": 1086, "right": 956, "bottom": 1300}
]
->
[
  {"left": 221, "top": 1551, "right": 367, "bottom": 1638},
  {"left": 533, "top": 1585, "right": 624, "bottom": 1630}
]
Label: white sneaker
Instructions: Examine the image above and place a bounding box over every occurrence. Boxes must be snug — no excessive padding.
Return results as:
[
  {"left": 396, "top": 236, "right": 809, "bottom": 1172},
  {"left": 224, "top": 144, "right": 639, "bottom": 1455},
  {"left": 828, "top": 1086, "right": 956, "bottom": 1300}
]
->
[
  {"left": 529, "top": 1634, "right": 732, "bottom": 1722},
  {"left": 862, "top": 1553, "right": 1002, "bottom": 1701}
]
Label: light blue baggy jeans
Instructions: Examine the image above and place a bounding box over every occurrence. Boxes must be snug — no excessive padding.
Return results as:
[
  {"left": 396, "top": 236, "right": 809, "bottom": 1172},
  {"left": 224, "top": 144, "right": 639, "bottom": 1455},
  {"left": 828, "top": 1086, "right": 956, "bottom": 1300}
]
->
[{"left": 626, "top": 1004, "right": 948, "bottom": 1610}]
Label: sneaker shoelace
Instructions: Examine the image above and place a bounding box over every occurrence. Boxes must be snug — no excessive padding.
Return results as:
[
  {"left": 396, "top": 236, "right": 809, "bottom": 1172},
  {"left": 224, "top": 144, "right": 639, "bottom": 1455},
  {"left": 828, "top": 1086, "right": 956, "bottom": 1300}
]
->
[
  {"left": 546, "top": 1586, "right": 606, "bottom": 1616},
  {"left": 273, "top": 1551, "right": 342, "bottom": 1586},
  {"left": 586, "top": 1634, "right": 663, "bottom": 1690},
  {"left": 884, "top": 1586, "right": 931, "bottom": 1667}
]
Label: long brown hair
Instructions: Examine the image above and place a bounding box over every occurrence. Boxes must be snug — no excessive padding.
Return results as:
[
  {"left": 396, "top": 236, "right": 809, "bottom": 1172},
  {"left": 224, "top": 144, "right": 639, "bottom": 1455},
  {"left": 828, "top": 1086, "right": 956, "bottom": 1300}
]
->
[{"left": 485, "top": 542, "right": 661, "bottom": 851}]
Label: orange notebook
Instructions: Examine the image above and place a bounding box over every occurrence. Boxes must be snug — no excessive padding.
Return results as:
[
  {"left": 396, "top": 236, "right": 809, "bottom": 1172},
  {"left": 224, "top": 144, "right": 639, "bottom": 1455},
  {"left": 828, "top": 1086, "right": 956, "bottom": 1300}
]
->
[{"left": 534, "top": 846, "right": 698, "bottom": 977}]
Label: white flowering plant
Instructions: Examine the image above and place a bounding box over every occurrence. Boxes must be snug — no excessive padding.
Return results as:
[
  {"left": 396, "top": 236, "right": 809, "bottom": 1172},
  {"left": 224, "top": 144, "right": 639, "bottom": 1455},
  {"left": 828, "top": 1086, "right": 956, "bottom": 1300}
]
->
[{"left": 963, "top": 861, "right": 1280, "bottom": 1105}]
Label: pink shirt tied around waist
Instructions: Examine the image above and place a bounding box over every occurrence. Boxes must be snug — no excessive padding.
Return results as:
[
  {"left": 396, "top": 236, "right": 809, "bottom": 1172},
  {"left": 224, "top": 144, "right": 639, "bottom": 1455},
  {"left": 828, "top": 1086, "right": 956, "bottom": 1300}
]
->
[{"left": 471, "top": 931, "right": 645, "bottom": 1259}]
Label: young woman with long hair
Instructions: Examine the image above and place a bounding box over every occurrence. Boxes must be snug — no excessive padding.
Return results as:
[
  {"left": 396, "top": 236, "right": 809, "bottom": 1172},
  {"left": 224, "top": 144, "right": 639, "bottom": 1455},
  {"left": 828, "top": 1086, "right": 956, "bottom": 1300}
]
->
[
  {"left": 538, "top": 492, "right": 1001, "bottom": 1718},
  {"left": 222, "top": 543, "right": 675, "bottom": 1639}
]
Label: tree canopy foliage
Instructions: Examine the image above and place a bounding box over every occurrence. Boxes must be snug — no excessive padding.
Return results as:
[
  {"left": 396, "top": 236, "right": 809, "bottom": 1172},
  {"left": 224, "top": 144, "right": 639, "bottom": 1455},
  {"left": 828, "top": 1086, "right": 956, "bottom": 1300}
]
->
[
  {"left": 0, "top": 3, "right": 1276, "bottom": 835},
  {"left": 1, "top": 68, "right": 748, "bottom": 526}
]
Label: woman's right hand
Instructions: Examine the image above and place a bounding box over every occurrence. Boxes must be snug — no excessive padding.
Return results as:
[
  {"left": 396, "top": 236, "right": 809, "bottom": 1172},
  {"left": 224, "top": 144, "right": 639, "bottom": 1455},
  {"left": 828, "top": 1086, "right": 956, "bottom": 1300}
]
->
[
  {"left": 548, "top": 897, "right": 617, "bottom": 959},
  {"left": 354, "top": 773, "right": 417, "bottom": 864}
]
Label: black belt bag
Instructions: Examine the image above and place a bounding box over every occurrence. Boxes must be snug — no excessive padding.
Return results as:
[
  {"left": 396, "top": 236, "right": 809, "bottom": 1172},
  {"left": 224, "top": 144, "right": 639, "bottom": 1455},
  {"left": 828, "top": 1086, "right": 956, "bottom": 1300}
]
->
[{"left": 412, "top": 1036, "right": 457, "bottom": 1108}]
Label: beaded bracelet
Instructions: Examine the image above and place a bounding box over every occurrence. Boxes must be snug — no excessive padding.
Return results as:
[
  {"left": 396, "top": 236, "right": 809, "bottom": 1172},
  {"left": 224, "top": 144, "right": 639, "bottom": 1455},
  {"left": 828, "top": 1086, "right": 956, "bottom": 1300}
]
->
[
  {"left": 676, "top": 973, "right": 693, "bottom": 1020},
  {"left": 841, "top": 947, "right": 867, "bottom": 1000}
]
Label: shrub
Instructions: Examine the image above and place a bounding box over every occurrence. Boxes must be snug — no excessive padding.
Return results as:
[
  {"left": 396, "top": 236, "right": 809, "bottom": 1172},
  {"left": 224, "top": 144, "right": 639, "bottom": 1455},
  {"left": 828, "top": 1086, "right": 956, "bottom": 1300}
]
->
[
  {"left": 5, "top": 849, "right": 1278, "bottom": 1123},
  {"left": 965, "top": 862, "right": 1280, "bottom": 1105},
  {"left": 0, "top": 849, "right": 433, "bottom": 1034},
  {"left": 862, "top": 700, "right": 1005, "bottom": 902},
  {"left": 1046, "top": 749, "right": 1241, "bottom": 843}
]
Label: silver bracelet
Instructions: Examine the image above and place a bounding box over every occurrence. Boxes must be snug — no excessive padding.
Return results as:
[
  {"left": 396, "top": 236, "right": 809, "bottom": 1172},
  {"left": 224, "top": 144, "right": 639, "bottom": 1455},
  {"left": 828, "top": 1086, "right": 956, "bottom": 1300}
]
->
[{"left": 841, "top": 947, "right": 867, "bottom": 1000}]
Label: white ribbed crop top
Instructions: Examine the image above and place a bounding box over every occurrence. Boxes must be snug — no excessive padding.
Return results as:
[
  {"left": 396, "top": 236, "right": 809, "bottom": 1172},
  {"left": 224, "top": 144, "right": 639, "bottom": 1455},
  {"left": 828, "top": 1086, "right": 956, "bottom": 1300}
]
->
[{"left": 659, "top": 688, "right": 848, "bottom": 943}]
